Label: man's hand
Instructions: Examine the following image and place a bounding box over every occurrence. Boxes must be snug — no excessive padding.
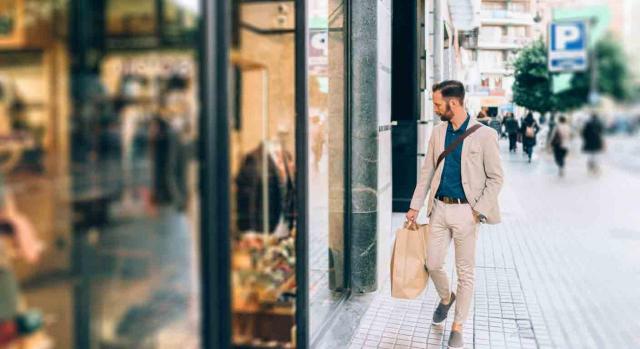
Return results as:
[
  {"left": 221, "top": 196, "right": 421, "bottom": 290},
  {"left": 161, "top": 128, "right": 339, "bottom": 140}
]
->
[
  {"left": 472, "top": 210, "right": 481, "bottom": 223},
  {"left": 406, "top": 208, "right": 419, "bottom": 222},
  {"left": 472, "top": 210, "right": 486, "bottom": 224}
]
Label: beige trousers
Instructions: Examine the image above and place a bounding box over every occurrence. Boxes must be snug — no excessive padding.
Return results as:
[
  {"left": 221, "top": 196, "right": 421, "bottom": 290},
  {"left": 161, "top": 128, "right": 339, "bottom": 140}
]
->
[{"left": 427, "top": 199, "right": 479, "bottom": 325}]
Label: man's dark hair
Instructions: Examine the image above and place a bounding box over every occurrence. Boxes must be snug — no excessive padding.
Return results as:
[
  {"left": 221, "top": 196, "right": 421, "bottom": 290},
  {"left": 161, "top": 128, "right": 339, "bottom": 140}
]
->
[{"left": 432, "top": 80, "right": 465, "bottom": 104}]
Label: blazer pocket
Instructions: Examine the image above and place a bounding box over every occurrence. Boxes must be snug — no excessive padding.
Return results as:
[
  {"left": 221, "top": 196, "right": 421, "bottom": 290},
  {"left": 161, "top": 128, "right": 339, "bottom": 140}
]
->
[
  {"left": 468, "top": 142, "right": 482, "bottom": 155},
  {"left": 468, "top": 148, "right": 482, "bottom": 162}
]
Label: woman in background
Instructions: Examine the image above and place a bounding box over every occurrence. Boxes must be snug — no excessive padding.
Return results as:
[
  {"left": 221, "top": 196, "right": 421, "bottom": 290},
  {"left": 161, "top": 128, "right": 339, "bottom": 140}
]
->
[
  {"left": 549, "top": 116, "right": 572, "bottom": 177},
  {"left": 520, "top": 112, "right": 540, "bottom": 163}
]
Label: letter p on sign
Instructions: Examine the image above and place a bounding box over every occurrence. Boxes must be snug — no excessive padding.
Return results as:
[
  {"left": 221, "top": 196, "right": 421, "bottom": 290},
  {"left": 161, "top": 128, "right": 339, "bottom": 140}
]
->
[{"left": 555, "top": 25, "right": 580, "bottom": 50}]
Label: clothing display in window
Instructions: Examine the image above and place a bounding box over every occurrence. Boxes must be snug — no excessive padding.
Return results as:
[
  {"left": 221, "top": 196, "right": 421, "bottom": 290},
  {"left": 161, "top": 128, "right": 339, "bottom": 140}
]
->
[
  {"left": 270, "top": 143, "right": 296, "bottom": 232},
  {"left": 235, "top": 142, "right": 295, "bottom": 235}
]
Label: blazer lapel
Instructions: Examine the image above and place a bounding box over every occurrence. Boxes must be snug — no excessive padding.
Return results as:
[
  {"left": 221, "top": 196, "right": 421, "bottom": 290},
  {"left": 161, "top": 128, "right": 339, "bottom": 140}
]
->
[
  {"left": 438, "top": 123, "right": 447, "bottom": 154},
  {"left": 432, "top": 124, "right": 447, "bottom": 189}
]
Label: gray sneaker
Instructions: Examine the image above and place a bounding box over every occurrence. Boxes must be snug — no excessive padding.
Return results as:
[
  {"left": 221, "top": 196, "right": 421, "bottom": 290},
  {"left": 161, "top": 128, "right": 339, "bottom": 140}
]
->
[
  {"left": 448, "top": 330, "right": 464, "bottom": 349},
  {"left": 432, "top": 292, "right": 456, "bottom": 325}
]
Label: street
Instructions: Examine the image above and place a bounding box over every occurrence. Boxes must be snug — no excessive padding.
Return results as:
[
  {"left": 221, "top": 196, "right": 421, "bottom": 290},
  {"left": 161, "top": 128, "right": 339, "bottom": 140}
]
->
[{"left": 346, "top": 136, "right": 640, "bottom": 349}]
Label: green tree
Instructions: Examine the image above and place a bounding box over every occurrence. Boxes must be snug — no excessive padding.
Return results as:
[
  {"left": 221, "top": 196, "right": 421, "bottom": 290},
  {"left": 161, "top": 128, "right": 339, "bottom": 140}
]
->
[
  {"left": 513, "top": 36, "right": 633, "bottom": 113},
  {"left": 512, "top": 39, "right": 558, "bottom": 114},
  {"left": 559, "top": 38, "right": 633, "bottom": 107}
]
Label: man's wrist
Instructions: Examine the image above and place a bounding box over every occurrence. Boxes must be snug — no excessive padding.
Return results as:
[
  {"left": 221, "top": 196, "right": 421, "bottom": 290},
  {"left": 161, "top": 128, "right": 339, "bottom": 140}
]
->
[{"left": 473, "top": 210, "right": 487, "bottom": 223}]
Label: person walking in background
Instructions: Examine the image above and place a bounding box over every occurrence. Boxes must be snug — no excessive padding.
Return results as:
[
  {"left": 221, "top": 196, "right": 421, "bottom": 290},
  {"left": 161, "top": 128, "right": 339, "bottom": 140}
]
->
[
  {"left": 549, "top": 115, "right": 572, "bottom": 177},
  {"left": 582, "top": 113, "right": 605, "bottom": 175},
  {"left": 405, "top": 80, "right": 503, "bottom": 349},
  {"left": 504, "top": 113, "right": 520, "bottom": 153},
  {"left": 476, "top": 110, "right": 491, "bottom": 126},
  {"left": 547, "top": 115, "right": 557, "bottom": 143},
  {"left": 520, "top": 112, "right": 540, "bottom": 163},
  {"left": 489, "top": 115, "right": 503, "bottom": 139}
]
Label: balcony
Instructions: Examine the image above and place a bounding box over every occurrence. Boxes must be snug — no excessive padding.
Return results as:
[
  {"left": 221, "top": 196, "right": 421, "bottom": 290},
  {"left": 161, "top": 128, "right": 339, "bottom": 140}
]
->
[
  {"left": 480, "top": 10, "right": 534, "bottom": 26},
  {"left": 476, "top": 60, "right": 515, "bottom": 75},
  {"left": 477, "top": 36, "right": 532, "bottom": 50},
  {"left": 479, "top": 66, "right": 512, "bottom": 75}
]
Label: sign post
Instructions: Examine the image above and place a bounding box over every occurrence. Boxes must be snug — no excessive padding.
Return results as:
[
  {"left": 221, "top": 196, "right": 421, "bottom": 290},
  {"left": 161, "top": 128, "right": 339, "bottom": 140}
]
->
[{"left": 549, "top": 20, "right": 599, "bottom": 106}]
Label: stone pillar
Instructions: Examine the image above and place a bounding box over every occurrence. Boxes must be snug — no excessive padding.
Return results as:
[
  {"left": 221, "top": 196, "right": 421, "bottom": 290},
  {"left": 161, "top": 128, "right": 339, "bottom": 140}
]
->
[{"left": 350, "top": 0, "right": 393, "bottom": 293}]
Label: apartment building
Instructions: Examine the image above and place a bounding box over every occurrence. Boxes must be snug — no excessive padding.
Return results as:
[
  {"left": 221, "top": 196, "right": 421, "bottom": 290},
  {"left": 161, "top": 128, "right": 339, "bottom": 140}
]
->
[{"left": 464, "top": 0, "right": 538, "bottom": 117}]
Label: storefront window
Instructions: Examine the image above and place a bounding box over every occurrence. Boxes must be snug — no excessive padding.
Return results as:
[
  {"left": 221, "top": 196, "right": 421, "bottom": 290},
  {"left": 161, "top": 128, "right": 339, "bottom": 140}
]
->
[
  {"left": 0, "top": 1, "right": 202, "bottom": 348},
  {"left": 228, "top": 1, "right": 298, "bottom": 347},
  {"left": 307, "top": 0, "right": 347, "bottom": 338}
]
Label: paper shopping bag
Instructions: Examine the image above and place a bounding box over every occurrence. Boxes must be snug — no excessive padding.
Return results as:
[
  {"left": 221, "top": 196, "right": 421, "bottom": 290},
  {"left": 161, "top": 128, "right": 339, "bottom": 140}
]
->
[{"left": 390, "top": 221, "right": 429, "bottom": 299}]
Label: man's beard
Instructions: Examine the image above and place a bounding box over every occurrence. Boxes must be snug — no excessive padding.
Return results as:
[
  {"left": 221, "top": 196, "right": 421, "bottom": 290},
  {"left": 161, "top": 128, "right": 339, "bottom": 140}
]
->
[{"left": 438, "top": 104, "right": 454, "bottom": 121}]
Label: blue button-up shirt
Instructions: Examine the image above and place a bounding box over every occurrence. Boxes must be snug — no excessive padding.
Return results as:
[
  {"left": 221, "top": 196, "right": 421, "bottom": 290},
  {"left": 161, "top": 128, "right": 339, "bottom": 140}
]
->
[{"left": 436, "top": 115, "right": 470, "bottom": 200}]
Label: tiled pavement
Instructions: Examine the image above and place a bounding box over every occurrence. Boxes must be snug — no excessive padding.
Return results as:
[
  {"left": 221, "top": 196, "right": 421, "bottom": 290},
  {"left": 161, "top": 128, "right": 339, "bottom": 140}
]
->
[{"left": 346, "top": 137, "right": 640, "bottom": 349}]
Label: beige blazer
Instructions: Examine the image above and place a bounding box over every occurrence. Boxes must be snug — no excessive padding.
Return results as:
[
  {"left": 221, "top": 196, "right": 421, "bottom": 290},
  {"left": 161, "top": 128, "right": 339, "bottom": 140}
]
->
[{"left": 409, "top": 118, "right": 504, "bottom": 224}]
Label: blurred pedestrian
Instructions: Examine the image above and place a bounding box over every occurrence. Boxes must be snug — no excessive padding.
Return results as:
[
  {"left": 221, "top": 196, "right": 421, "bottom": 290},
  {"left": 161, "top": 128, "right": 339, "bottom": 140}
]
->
[
  {"left": 476, "top": 110, "right": 491, "bottom": 126},
  {"left": 489, "top": 116, "right": 503, "bottom": 138},
  {"left": 547, "top": 115, "right": 557, "bottom": 143},
  {"left": 582, "top": 113, "right": 605, "bottom": 175},
  {"left": 504, "top": 113, "right": 520, "bottom": 153},
  {"left": 549, "top": 115, "right": 571, "bottom": 177},
  {"left": 520, "top": 112, "right": 540, "bottom": 163}
]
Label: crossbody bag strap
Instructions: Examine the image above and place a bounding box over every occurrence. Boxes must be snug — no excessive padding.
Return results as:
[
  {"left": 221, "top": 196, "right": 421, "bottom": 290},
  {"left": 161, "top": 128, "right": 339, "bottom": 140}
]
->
[{"left": 436, "top": 124, "right": 483, "bottom": 169}]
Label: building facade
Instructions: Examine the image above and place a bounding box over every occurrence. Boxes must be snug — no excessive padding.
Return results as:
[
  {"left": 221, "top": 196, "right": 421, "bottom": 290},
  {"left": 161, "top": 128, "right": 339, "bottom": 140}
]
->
[{"left": 462, "top": 0, "right": 538, "bottom": 117}]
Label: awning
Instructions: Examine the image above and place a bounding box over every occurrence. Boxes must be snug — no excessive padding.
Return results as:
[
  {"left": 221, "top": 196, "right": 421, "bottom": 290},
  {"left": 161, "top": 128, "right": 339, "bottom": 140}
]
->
[{"left": 480, "top": 96, "right": 508, "bottom": 107}]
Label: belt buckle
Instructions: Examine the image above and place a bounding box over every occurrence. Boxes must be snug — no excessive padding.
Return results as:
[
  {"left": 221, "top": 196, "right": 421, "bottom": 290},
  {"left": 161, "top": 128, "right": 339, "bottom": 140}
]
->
[{"left": 443, "top": 197, "right": 461, "bottom": 204}]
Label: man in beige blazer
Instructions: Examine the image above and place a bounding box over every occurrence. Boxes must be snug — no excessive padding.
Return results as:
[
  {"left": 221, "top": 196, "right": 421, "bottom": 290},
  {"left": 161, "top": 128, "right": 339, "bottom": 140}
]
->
[{"left": 406, "top": 80, "right": 503, "bottom": 349}]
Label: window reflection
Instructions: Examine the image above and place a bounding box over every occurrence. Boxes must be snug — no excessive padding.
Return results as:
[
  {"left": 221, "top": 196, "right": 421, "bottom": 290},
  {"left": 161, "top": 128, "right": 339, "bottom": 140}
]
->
[
  {"left": 0, "top": 1, "right": 202, "bottom": 348},
  {"left": 307, "top": 0, "right": 347, "bottom": 338}
]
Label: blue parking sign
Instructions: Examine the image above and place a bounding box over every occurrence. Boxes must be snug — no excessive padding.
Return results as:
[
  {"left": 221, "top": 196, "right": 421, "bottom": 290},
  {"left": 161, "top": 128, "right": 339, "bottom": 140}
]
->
[{"left": 548, "top": 21, "right": 588, "bottom": 72}]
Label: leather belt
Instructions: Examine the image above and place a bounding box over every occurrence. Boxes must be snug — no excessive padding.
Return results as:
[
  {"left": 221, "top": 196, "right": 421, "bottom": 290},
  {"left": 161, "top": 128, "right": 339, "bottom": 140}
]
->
[{"left": 436, "top": 196, "right": 468, "bottom": 204}]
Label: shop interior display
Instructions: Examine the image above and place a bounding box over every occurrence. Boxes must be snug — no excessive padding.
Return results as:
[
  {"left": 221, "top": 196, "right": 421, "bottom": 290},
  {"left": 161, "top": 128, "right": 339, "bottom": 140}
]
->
[
  {"left": 235, "top": 140, "right": 296, "bottom": 237},
  {"left": 0, "top": 0, "right": 23, "bottom": 47},
  {"left": 232, "top": 232, "right": 296, "bottom": 348},
  {"left": 0, "top": 310, "right": 44, "bottom": 346},
  {"left": 232, "top": 137, "right": 297, "bottom": 347},
  {"left": 0, "top": 75, "right": 40, "bottom": 174},
  {"left": 230, "top": 1, "right": 298, "bottom": 342}
]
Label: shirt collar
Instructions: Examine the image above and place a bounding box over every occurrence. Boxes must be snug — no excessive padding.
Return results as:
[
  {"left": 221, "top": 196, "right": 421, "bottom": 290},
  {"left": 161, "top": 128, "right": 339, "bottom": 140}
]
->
[{"left": 447, "top": 114, "right": 470, "bottom": 133}]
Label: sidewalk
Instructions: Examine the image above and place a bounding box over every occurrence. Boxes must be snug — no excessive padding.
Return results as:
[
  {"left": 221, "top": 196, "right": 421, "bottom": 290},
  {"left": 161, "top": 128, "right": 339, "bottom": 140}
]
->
[{"left": 342, "top": 139, "right": 640, "bottom": 349}]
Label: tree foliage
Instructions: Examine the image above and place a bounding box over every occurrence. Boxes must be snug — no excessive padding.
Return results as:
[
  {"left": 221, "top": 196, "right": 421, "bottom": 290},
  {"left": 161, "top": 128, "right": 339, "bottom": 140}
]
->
[
  {"left": 513, "top": 36, "right": 633, "bottom": 113},
  {"left": 512, "top": 39, "right": 557, "bottom": 114}
]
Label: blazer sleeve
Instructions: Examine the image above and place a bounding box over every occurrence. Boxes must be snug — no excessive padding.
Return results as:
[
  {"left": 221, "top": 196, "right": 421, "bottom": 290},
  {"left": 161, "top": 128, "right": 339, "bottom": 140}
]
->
[
  {"left": 409, "top": 128, "right": 437, "bottom": 210},
  {"left": 473, "top": 130, "right": 504, "bottom": 217}
]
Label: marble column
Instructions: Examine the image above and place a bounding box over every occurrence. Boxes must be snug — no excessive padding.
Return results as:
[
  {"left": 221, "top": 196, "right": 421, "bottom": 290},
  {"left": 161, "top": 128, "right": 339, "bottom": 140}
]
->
[{"left": 350, "top": 0, "right": 393, "bottom": 293}]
